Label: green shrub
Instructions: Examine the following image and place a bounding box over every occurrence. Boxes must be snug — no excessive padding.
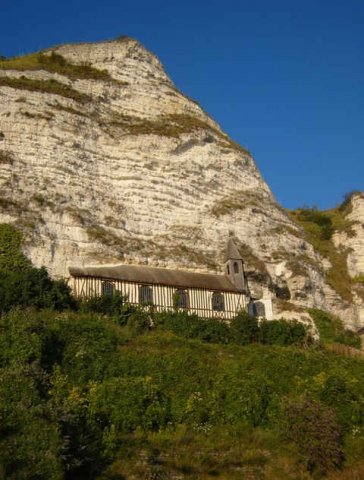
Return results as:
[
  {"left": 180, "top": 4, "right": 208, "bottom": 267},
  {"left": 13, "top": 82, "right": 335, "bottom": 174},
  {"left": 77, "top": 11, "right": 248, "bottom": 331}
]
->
[
  {"left": 80, "top": 292, "right": 124, "bottom": 317},
  {"left": 309, "top": 308, "right": 361, "bottom": 348},
  {"left": 0, "top": 365, "right": 63, "bottom": 480},
  {"left": 259, "top": 319, "right": 307, "bottom": 346},
  {"left": 0, "top": 223, "right": 75, "bottom": 313},
  {"left": 88, "top": 376, "right": 171, "bottom": 434},
  {"left": 230, "top": 311, "right": 259, "bottom": 345},
  {"left": 156, "top": 311, "right": 230, "bottom": 344},
  {"left": 283, "top": 396, "right": 344, "bottom": 476},
  {"left": 0, "top": 267, "right": 75, "bottom": 313},
  {"left": 0, "top": 223, "right": 31, "bottom": 271},
  {"left": 49, "top": 314, "right": 121, "bottom": 385}
]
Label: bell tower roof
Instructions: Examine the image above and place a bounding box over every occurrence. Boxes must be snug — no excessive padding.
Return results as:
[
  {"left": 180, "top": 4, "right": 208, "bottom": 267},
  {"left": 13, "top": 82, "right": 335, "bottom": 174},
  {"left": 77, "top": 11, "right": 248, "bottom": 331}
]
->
[{"left": 224, "top": 238, "right": 243, "bottom": 262}]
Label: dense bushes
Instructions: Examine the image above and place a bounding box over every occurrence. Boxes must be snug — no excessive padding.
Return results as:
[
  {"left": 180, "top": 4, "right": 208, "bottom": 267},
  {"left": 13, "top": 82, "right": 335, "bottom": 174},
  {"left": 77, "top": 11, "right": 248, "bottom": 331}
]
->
[
  {"left": 283, "top": 396, "right": 344, "bottom": 475},
  {"left": 309, "top": 308, "right": 361, "bottom": 348},
  {"left": 0, "top": 224, "right": 75, "bottom": 313},
  {"left": 1, "top": 309, "right": 364, "bottom": 478},
  {"left": 156, "top": 310, "right": 308, "bottom": 347},
  {"left": 259, "top": 318, "right": 308, "bottom": 346}
]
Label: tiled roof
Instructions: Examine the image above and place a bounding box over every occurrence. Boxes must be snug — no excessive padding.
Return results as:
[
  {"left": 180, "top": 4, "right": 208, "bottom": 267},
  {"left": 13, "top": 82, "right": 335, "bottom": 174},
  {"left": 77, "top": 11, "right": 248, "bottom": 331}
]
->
[{"left": 69, "top": 264, "right": 243, "bottom": 292}]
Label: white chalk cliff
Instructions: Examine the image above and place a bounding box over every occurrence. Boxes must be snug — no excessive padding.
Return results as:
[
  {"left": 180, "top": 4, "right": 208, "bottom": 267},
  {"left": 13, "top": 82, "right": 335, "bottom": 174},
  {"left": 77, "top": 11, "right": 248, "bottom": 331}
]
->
[{"left": 0, "top": 37, "right": 363, "bottom": 327}]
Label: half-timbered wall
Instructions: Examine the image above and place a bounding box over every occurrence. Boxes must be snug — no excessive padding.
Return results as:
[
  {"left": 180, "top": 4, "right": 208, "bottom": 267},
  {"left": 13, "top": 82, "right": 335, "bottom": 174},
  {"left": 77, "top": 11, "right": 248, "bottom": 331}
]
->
[{"left": 70, "top": 276, "right": 247, "bottom": 320}]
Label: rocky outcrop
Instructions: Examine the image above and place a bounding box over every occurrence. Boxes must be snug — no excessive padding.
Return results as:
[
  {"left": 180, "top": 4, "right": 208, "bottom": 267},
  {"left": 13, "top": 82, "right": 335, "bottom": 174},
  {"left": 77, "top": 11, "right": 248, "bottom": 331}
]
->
[{"left": 0, "top": 37, "right": 363, "bottom": 327}]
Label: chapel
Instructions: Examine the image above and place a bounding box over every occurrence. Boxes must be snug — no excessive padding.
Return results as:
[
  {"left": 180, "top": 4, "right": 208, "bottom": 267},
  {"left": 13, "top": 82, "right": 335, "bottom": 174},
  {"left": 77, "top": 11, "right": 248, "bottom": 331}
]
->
[{"left": 68, "top": 238, "right": 273, "bottom": 320}]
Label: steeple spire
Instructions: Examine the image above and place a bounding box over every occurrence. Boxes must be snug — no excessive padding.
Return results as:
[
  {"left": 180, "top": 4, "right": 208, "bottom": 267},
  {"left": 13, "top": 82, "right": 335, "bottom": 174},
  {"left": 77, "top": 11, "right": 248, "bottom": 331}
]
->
[{"left": 225, "top": 238, "right": 243, "bottom": 262}]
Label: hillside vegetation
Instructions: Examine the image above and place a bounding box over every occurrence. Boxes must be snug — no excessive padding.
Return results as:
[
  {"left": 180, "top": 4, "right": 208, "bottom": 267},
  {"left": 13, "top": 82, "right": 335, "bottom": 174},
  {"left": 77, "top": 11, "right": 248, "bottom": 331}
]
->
[
  {"left": 1, "top": 223, "right": 364, "bottom": 480},
  {"left": 0, "top": 51, "right": 112, "bottom": 82},
  {"left": 287, "top": 194, "right": 358, "bottom": 301},
  {"left": 1, "top": 308, "right": 364, "bottom": 480}
]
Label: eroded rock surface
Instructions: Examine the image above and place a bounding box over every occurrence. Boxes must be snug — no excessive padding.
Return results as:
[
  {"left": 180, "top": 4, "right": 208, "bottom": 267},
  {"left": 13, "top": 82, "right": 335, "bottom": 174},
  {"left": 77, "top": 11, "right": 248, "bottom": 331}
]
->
[{"left": 0, "top": 38, "right": 363, "bottom": 327}]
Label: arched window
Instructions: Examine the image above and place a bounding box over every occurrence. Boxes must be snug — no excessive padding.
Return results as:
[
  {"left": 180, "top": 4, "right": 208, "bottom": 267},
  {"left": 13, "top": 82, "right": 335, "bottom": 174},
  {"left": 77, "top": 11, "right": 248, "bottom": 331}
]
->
[
  {"left": 234, "top": 262, "right": 239, "bottom": 273},
  {"left": 139, "top": 285, "right": 153, "bottom": 304},
  {"left": 212, "top": 292, "right": 225, "bottom": 312},
  {"left": 174, "top": 289, "right": 189, "bottom": 309},
  {"left": 102, "top": 281, "right": 114, "bottom": 296}
]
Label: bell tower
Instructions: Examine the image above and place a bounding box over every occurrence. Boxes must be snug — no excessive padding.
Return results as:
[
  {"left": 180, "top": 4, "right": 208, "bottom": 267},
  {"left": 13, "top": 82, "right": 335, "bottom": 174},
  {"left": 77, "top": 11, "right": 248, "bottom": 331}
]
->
[{"left": 224, "top": 238, "right": 246, "bottom": 291}]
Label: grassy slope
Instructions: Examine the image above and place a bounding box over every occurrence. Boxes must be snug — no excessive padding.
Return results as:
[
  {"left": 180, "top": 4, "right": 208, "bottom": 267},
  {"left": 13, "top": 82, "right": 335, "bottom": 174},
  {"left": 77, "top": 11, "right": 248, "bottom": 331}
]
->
[
  {"left": 1, "top": 303, "right": 364, "bottom": 479},
  {"left": 100, "top": 326, "right": 364, "bottom": 479},
  {"left": 0, "top": 51, "right": 113, "bottom": 82}
]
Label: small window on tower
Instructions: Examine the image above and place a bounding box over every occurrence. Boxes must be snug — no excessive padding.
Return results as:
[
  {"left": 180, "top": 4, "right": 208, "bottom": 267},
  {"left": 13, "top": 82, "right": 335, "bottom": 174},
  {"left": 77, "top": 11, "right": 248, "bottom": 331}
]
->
[
  {"left": 234, "top": 262, "right": 239, "bottom": 273},
  {"left": 227, "top": 265, "right": 230, "bottom": 275}
]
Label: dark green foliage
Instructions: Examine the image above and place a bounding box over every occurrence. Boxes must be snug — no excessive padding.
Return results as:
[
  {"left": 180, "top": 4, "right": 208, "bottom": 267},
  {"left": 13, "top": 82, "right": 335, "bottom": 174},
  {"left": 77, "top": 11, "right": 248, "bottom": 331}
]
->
[
  {"left": 155, "top": 310, "right": 308, "bottom": 347},
  {"left": 230, "top": 311, "right": 259, "bottom": 345},
  {"left": 49, "top": 313, "right": 122, "bottom": 385},
  {"left": 294, "top": 208, "right": 334, "bottom": 240},
  {"left": 80, "top": 292, "right": 124, "bottom": 317},
  {"left": 0, "top": 366, "right": 63, "bottom": 480},
  {"left": 0, "top": 263, "right": 75, "bottom": 313},
  {"left": 0, "top": 223, "right": 31, "bottom": 271},
  {"left": 283, "top": 396, "right": 344, "bottom": 475},
  {"left": 88, "top": 377, "right": 171, "bottom": 433},
  {"left": 0, "top": 223, "right": 75, "bottom": 313},
  {"left": 259, "top": 319, "right": 308, "bottom": 346},
  {"left": 309, "top": 308, "right": 361, "bottom": 348},
  {"left": 0, "top": 309, "right": 364, "bottom": 478},
  {"left": 156, "top": 311, "right": 230, "bottom": 344}
]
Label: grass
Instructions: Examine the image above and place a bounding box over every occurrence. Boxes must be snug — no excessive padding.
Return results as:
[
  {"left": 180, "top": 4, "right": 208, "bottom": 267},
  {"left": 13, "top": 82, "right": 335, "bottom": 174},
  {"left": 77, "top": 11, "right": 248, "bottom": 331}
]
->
[
  {"left": 210, "top": 189, "right": 261, "bottom": 217},
  {"left": 108, "top": 112, "right": 250, "bottom": 153},
  {"left": 156, "top": 243, "right": 219, "bottom": 269},
  {"left": 0, "top": 51, "right": 115, "bottom": 82},
  {"left": 101, "top": 425, "right": 307, "bottom": 480},
  {"left": 308, "top": 308, "right": 361, "bottom": 349},
  {"left": 0, "top": 75, "right": 91, "bottom": 103},
  {"left": 109, "top": 112, "right": 220, "bottom": 137},
  {"left": 87, "top": 224, "right": 145, "bottom": 255},
  {"left": 353, "top": 275, "right": 364, "bottom": 285},
  {"left": 275, "top": 299, "right": 305, "bottom": 313}
]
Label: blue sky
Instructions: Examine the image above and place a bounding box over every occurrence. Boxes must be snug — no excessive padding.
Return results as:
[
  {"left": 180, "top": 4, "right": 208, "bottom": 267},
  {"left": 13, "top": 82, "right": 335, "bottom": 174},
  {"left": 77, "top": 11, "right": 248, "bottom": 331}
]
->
[{"left": 1, "top": 0, "right": 363, "bottom": 209}]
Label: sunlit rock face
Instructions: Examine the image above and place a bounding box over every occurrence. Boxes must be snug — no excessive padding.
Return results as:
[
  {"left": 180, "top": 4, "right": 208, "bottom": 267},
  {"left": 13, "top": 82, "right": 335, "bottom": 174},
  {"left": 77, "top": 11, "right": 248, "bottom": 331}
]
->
[{"left": 0, "top": 37, "right": 363, "bottom": 327}]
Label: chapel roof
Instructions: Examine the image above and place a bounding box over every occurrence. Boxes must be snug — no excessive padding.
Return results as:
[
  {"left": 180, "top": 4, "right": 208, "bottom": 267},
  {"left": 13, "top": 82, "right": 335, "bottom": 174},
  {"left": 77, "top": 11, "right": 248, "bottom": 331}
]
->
[{"left": 69, "top": 263, "right": 243, "bottom": 293}]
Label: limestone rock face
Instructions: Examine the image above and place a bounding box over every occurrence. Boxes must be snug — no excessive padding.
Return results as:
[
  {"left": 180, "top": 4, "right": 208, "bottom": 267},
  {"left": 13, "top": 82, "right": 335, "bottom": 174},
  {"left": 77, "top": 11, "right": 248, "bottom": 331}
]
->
[{"left": 0, "top": 37, "right": 363, "bottom": 327}]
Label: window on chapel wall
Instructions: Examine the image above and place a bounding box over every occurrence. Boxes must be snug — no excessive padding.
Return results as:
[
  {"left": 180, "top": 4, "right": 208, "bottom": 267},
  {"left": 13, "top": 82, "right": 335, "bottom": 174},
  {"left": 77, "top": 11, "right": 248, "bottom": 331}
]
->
[
  {"left": 101, "top": 281, "right": 114, "bottom": 296},
  {"left": 212, "top": 292, "right": 225, "bottom": 312},
  {"left": 174, "top": 289, "right": 189, "bottom": 309},
  {"left": 139, "top": 285, "right": 153, "bottom": 304},
  {"left": 233, "top": 262, "right": 239, "bottom": 274}
]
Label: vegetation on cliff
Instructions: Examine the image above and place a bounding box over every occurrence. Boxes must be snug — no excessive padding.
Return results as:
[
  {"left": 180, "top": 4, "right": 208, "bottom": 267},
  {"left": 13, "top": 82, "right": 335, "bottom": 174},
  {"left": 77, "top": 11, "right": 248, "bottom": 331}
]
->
[
  {"left": 0, "top": 51, "right": 113, "bottom": 82},
  {"left": 0, "top": 224, "right": 75, "bottom": 313},
  {"left": 288, "top": 194, "right": 359, "bottom": 301},
  {"left": 0, "top": 75, "right": 91, "bottom": 103}
]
